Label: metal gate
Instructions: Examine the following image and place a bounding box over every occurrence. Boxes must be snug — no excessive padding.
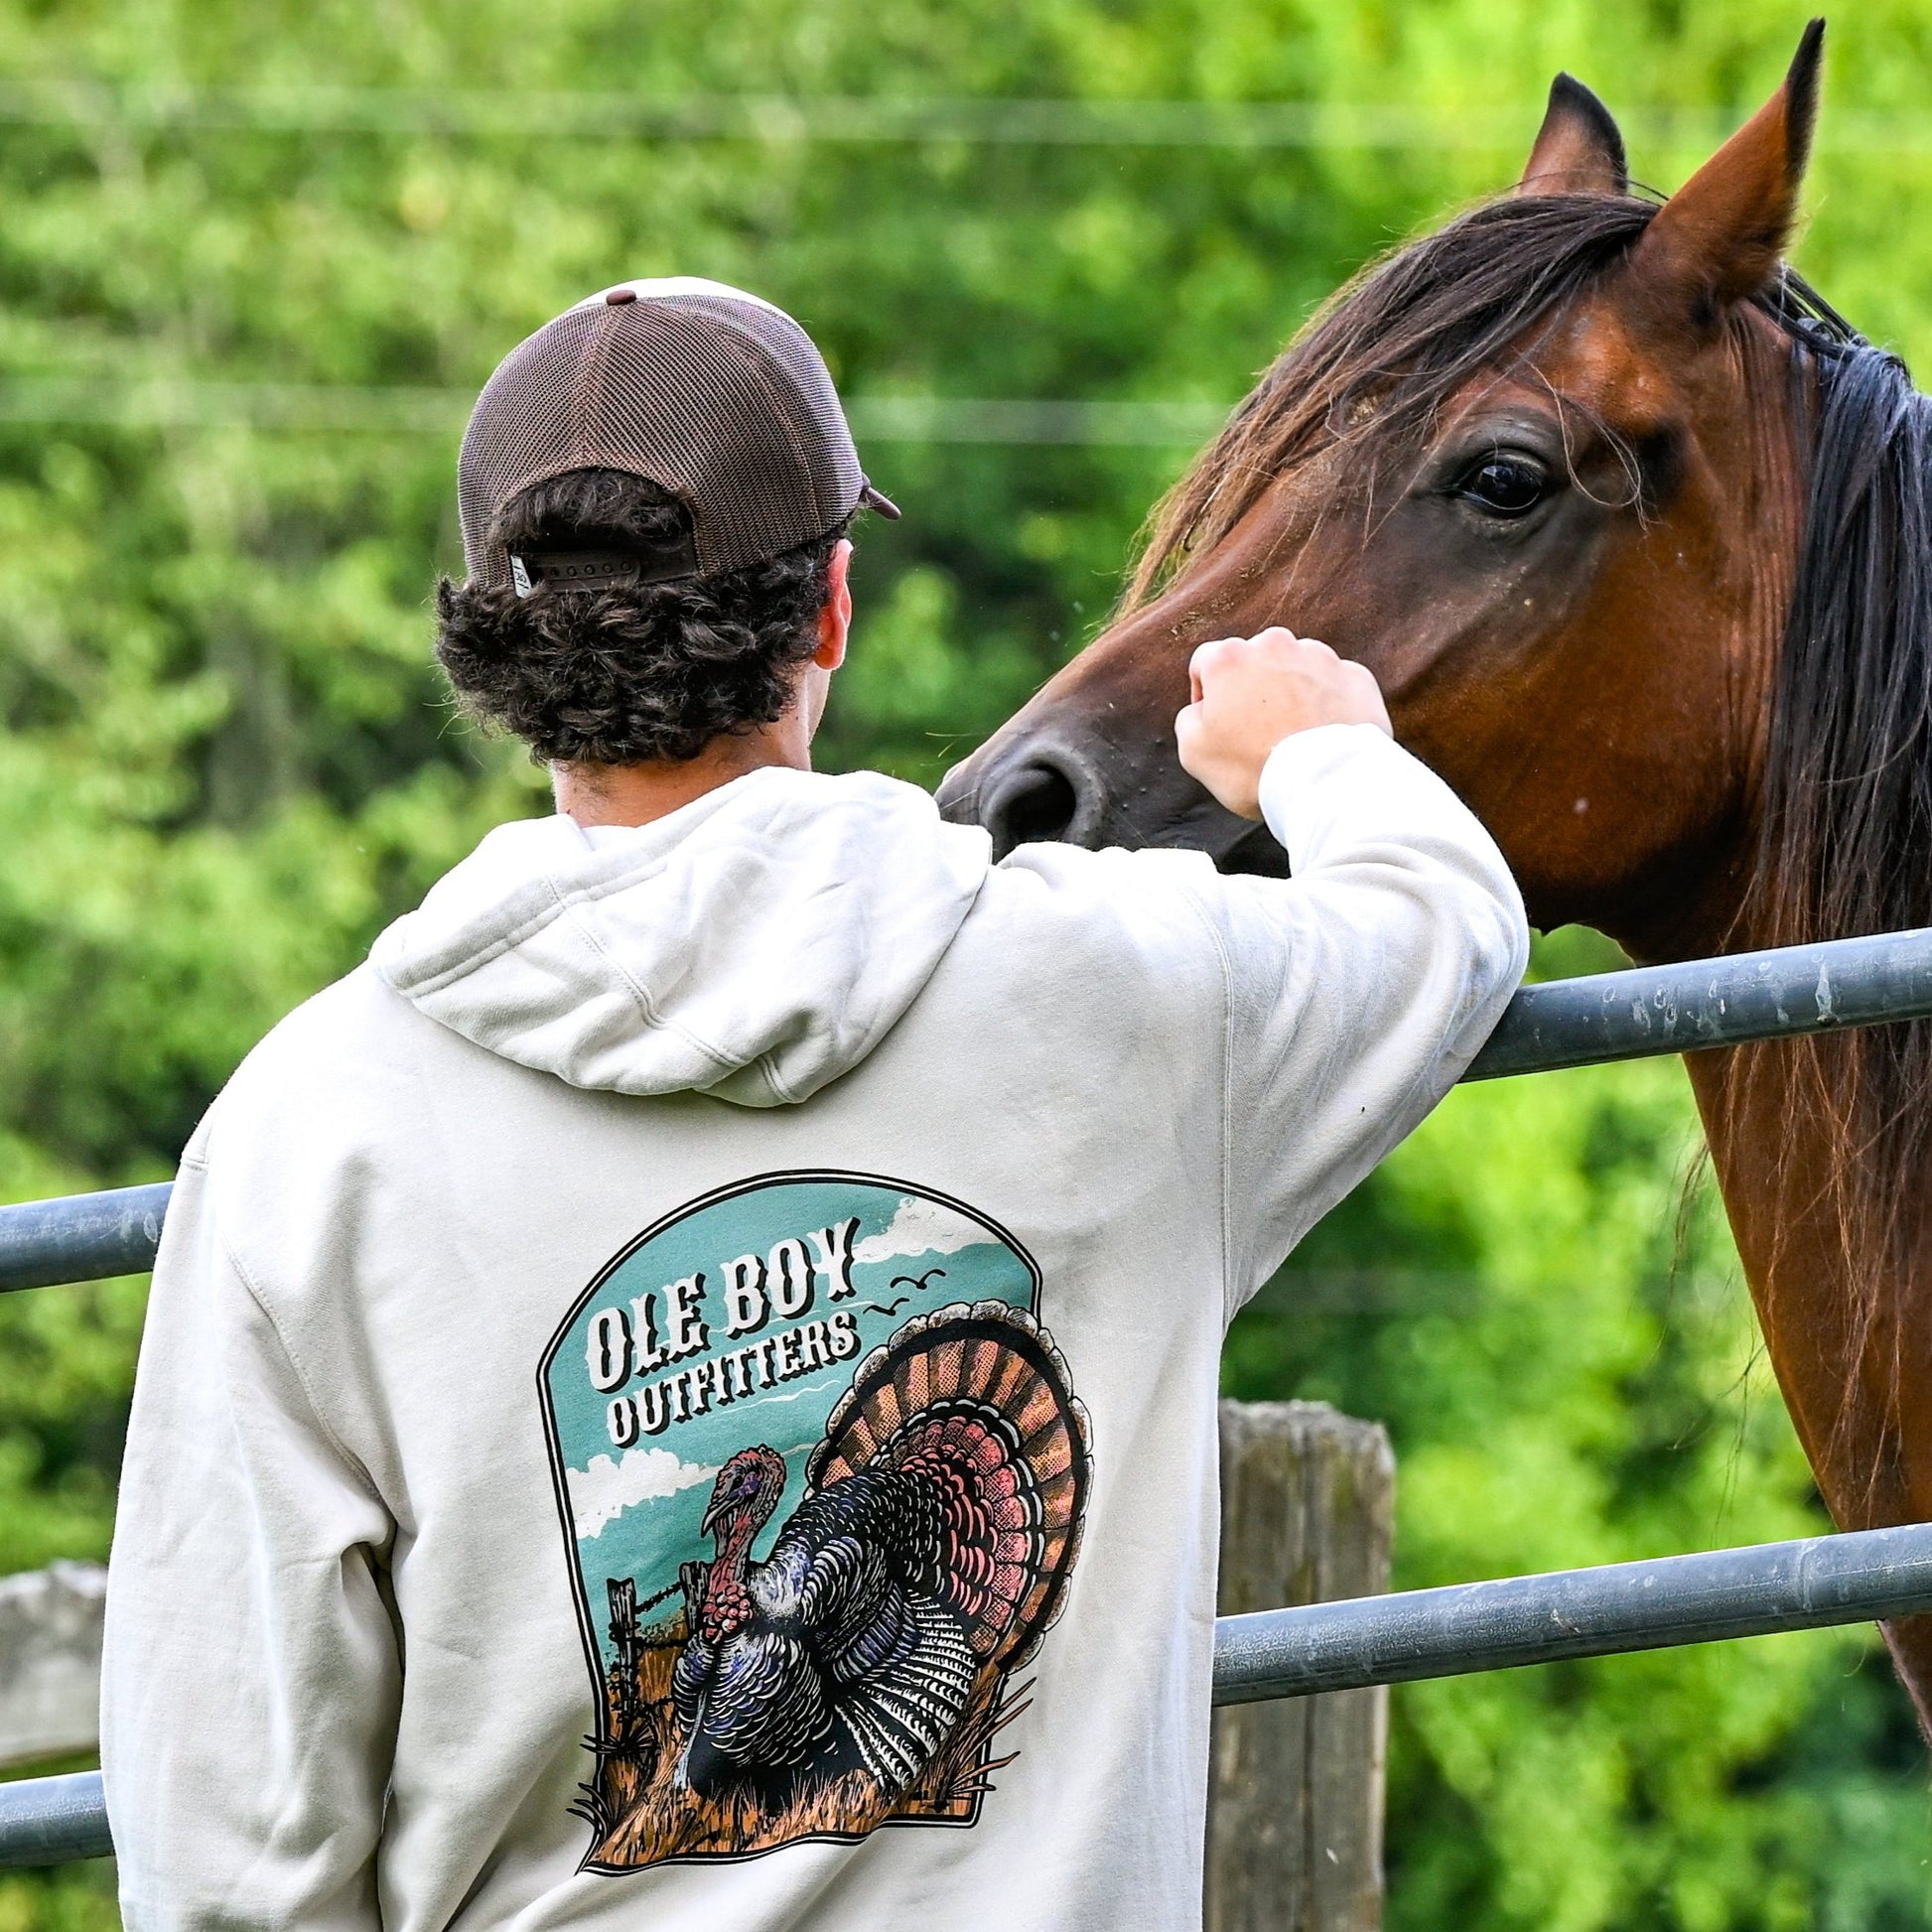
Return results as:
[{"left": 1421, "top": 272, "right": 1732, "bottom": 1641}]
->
[{"left": 8, "top": 926, "right": 1932, "bottom": 1865}]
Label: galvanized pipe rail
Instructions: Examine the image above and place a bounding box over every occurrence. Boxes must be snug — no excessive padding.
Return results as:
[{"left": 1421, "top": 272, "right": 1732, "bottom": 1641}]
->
[
  {"left": 10, "top": 1519, "right": 1932, "bottom": 1865},
  {"left": 0, "top": 1182, "right": 172, "bottom": 1296},
  {"left": 0, "top": 1774, "right": 111, "bottom": 1865},
  {"left": 1463, "top": 923, "right": 1932, "bottom": 1079},
  {"left": 9, "top": 927, "right": 1932, "bottom": 1296},
  {"left": 1212, "top": 1519, "right": 1932, "bottom": 1703},
  {"left": 7, "top": 924, "right": 1932, "bottom": 1863}
]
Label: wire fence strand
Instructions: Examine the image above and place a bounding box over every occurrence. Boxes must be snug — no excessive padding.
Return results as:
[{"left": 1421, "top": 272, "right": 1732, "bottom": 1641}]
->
[{"left": 0, "top": 84, "right": 1930, "bottom": 153}]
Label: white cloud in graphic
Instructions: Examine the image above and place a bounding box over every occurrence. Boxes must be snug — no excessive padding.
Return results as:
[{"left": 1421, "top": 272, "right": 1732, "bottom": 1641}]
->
[
  {"left": 568, "top": 1447, "right": 717, "bottom": 1542},
  {"left": 852, "top": 1196, "right": 999, "bottom": 1268}
]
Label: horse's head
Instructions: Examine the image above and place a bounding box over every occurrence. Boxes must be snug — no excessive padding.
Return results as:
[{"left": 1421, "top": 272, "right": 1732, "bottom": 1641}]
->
[{"left": 937, "top": 26, "right": 1827, "bottom": 961}]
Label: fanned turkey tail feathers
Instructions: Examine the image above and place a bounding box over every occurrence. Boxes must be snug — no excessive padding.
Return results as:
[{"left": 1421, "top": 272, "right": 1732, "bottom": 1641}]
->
[
  {"left": 808, "top": 1301, "right": 1092, "bottom": 1672},
  {"left": 833, "top": 1596, "right": 978, "bottom": 1790}
]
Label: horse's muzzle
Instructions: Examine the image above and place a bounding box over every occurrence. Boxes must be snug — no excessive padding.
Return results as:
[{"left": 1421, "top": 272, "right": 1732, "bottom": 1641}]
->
[
  {"left": 936, "top": 738, "right": 1113, "bottom": 858},
  {"left": 937, "top": 733, "right": 1286, "bottom": 875}
]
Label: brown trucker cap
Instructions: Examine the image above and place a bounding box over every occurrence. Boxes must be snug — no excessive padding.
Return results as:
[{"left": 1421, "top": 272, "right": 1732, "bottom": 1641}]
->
[{"left": 457, "top": 276, "right": 898, "bottom": 594}]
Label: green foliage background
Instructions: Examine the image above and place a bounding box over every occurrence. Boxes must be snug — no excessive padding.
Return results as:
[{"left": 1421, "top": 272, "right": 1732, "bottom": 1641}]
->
[{"left": 1, "top": 0, "right": 1930, "bottom": 1924}]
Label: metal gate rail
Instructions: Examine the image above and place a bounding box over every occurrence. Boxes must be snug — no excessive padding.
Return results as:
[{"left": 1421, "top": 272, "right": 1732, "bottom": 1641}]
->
[
  {"left": 1465, "top": 924, "right": 1932, "bottom": 1078},
  {"left": 7, "top": 924, "right": 1932, "bottom": 1863},
  {"left": 1213, "top": 1519, "right": 1932, "bottom": 1702},
  {"left": 11, "top": 927, "right": 1932, "bottom": 1296},
  {"left": 0, "top": 1774, "right": 111, "bottom": 1866},
  {"left": 11, "top": 1519, "right": 1932, "bottom": 1865}
]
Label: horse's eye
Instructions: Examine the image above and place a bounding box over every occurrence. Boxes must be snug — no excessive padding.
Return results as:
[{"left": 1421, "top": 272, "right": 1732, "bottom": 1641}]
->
[{"left": 1456, "top": 454, "right": 1551, "bottom": 517}]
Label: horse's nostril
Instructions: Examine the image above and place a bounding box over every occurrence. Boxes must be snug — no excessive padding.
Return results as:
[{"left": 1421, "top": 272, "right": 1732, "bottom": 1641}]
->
[{"left": 984, "top": 760, "right": 1081, "bottom": 859}]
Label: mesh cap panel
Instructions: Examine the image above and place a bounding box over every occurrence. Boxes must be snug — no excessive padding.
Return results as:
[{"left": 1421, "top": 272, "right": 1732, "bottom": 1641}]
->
[{"left": 458, "top": 281, "right": 874, "bottom": 589}]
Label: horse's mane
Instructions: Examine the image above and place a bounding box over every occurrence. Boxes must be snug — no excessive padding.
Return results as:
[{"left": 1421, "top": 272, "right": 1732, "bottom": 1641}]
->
[
  {"left": 1131, "top": 193, "right": 1932, "bottom": 1493},
  {"left": 1745, "top": 336, "right": 1932, "bottom": 1484},
  {"left": 1124, "top": 195, "right": 1658, "bottom": 609}
]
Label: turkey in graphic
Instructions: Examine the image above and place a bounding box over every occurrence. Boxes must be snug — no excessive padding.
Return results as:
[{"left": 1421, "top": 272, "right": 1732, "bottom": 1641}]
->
[{"left": 538, "top": 1173, "right": 1092, "bottom": 1870}]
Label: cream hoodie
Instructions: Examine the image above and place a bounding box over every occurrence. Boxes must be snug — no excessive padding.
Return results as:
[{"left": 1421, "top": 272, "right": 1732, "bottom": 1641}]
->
[{"left": 102, "top": 724, "right": 1527, "bottom": 1932}]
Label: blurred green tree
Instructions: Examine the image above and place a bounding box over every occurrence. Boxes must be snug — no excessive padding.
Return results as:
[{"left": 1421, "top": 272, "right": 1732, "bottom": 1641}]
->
[{"left": 1, "top": 1, "right": 1929, "bottom": 1925}]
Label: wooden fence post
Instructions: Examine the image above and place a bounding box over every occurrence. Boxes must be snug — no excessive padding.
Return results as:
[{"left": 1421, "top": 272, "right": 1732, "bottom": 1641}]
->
[
  {"left": 0, "top": 1562, "right": 106, "bottom": 1771},
  {"left": 1207, "top": 1400, "right": 1394, "bottom": 1932}
]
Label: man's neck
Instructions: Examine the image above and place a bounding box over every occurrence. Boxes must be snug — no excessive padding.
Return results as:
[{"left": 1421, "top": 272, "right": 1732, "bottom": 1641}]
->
[{"left": 552, "top": 720, "right": 811, "bottom": 832}]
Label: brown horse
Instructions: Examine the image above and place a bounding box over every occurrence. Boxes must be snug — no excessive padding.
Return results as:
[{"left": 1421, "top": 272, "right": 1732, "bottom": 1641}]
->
[{"left": 935, "top": 22, "right": 1932, "bottom": 1725}]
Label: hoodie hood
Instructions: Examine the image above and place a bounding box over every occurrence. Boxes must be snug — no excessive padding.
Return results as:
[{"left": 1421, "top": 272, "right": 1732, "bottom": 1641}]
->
[{"left": 370, "top": 767, "right": 990, "bottom": 1107}]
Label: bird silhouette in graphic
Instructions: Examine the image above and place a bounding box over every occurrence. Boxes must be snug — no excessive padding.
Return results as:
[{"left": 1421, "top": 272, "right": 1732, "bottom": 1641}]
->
[{"left": 889, "top": 1267, "right": 947, "bottom": 1295}]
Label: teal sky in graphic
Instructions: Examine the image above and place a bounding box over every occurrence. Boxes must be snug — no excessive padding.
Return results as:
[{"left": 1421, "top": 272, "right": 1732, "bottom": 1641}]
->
[{"left": 542, "top": 1175, "right": 1037, "bottom": 1677}]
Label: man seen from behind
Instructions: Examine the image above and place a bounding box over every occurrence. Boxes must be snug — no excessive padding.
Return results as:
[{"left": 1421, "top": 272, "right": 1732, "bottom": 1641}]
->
[{"left": 102, "top": 277, "right": 1529, "bottom": 1932}]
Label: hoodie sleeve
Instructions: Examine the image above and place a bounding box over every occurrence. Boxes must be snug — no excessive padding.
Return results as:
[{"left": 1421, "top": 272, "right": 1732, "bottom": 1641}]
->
[
  {"left": 101, "top": 1144, "right": 400, "bottom": 1931},
  {"left": 1188, "top": 723, "right": 1529, "bottom": 1315}
]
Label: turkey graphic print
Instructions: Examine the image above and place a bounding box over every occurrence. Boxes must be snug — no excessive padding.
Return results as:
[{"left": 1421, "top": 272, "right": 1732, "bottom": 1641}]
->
[{"left": 538, "top": 1172, "right": 1092, "bottom": 1871}]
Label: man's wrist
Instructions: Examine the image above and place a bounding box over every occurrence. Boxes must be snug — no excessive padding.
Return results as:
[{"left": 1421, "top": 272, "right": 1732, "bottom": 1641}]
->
[{"left": 1255, "top": 722, "right": 1392, "bottom": 844}]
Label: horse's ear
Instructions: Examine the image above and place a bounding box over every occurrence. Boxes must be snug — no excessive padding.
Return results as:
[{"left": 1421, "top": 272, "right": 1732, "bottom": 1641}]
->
[
  {"left": 1633, "top": 19, "right": 1825, "bottom": 314},
  {"left": 1516, "top": 74, "right": 1628, "bottom": 197}
]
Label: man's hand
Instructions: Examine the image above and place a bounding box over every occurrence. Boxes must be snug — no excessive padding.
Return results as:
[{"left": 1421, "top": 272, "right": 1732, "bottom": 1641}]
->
[{"left": 1174, "top": 627, "right": 1392, "bottom": 820}]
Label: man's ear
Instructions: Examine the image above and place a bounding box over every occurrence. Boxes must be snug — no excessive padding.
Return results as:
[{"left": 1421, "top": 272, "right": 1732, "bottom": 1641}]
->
[
  {"left": 1632, "top": 19, "right": 1825, "bottom": 319},
  {"left": 1516, "top": 74, "right": 1628, "bottom": 198},
  {"left": 814, "top": 539, "right": 852, "bottom": 671}
]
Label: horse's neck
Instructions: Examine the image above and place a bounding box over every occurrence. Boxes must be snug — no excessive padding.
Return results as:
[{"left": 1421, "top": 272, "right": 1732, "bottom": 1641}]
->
[
  {"left": 1682, "top": 1046, "right": 1930, "bottom": 1529},
  {"left": 1583, "top": 824, "right": 1761, "bottom": 969}
]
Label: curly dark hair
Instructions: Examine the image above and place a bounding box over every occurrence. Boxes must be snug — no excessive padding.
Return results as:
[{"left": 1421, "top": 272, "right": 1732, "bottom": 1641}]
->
[{"left": 435, "top": 468, "right": 848, "bottom": 763}]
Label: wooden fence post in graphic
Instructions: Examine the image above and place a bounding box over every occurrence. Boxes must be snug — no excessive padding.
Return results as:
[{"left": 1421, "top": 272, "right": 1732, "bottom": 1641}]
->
[{"left": 1208, "top": 1400, "right": 1394, "bottom": 1932}]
